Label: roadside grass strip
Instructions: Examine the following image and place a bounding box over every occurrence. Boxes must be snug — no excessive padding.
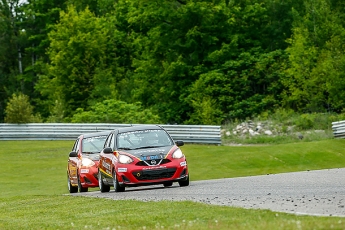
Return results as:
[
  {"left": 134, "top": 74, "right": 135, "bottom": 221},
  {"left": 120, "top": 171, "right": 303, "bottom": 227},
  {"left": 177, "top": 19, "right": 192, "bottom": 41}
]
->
[{"left": 1, "top": 139, "right": 345, "bottom": 229}]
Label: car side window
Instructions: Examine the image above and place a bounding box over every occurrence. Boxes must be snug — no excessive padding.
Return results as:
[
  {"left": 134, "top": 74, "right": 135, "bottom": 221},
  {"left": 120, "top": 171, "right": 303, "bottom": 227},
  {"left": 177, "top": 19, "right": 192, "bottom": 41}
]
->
[
  {"left": 104, "top": 133, "right": 113, "bottom": 148},
  {"left": 72, "top": 139, "right": 79, "bottom": 152},
  {"left": 109, "top": 134, "right": 115, "bottom": 149}
]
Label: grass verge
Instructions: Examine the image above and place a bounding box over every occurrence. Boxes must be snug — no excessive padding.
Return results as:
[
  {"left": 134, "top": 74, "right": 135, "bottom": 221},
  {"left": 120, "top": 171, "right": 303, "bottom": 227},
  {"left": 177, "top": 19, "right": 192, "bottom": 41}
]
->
[
  {"left": 1, "top": 139, "right": 345, "bottom": 229},
  {"left": 1, "top": 195, "right": 345, "bottom": 230}
]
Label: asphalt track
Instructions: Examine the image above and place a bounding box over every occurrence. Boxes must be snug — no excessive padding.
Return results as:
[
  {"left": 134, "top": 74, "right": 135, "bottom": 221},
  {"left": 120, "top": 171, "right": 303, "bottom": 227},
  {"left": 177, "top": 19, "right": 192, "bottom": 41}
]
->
[{"left": 72, "top": 168, "right": 345, "bottom": 217}]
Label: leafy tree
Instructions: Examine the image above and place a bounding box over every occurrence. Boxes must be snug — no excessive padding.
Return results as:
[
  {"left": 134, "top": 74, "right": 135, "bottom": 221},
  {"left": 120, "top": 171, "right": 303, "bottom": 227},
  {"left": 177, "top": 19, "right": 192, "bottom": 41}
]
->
[
  {"left": 67, "top": 0, "right": 115, "bottom": 16},
  {"left": 0, "top": 0, "right": 25, "bottom": 121},
  {"left": 70, "top": 99, "right": 161, "bottom": 124},
  {"left": 4, "top": 93, "right": 41, "bottom": 123},
  {"left": 118, "top": 0, "right": 296, "bottom": 124},
  {"left": 0, "top": 0, "right": 68, "bottom": 122},
  {"left": 36, "top": 6, "right": 115, "bottom": 118},
  {"left": 188, "top": 49, "right": 286, "bottom": 122},
  {"left": 283, "top": 0, "right": 345, "bottom": 113},
  {"left": 125, "top": 0, "right": 240, "bottom": 123}
]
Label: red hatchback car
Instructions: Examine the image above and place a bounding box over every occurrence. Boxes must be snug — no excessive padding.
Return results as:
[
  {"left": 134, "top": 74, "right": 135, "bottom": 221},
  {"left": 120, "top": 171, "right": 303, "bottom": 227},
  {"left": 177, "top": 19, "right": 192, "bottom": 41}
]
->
[
  {"left": 67, "top": 131, "right": 109, "bottom": 193},
  {"left": 98, "top": 125, "right": 189, "bottom": 192}
]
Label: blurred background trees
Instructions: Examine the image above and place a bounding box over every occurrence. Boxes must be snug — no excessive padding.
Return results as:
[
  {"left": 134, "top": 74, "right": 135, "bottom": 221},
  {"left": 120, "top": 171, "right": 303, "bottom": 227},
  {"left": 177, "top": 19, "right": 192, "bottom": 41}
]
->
[{"left": 1, "top": 0, "right": 345, "bottom": 125}]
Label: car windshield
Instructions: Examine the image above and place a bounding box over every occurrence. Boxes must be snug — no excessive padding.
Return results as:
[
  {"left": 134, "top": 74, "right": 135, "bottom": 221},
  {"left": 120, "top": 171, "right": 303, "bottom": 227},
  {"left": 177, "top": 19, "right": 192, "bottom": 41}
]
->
[
  {"left": 82, "top": 135, "right": 107, "bottom": 153},
  {"left": 117, "top": 129, "right": 173, "bottom": 150}
]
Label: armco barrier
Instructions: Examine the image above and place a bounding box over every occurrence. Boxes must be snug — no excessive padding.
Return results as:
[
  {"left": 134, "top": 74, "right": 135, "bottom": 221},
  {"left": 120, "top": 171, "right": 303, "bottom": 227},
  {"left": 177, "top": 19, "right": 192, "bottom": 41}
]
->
[
  {"left": 0, "top": 123, "right": 222, "bottom": 144},
  {"left": 332, "top": 120, "right": 345, "bottom": 138}
]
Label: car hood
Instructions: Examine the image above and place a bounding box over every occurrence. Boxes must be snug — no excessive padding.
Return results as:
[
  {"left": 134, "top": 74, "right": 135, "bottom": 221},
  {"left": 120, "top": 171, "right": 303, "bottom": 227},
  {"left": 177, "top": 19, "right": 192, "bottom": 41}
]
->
[
  {"left": 83, "top": 153, "right": 100, "bottom": 161},
  {"left": 120, "top": 145, "right": 174, "bottom": 159}
]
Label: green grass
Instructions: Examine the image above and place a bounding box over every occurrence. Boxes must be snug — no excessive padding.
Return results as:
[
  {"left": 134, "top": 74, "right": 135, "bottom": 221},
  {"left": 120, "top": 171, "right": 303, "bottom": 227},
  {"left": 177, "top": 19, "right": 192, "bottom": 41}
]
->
[
  {"left": 1, "top": 140, "right": 345, "bottom": 229},
  {"left": 1, "top": 196, "right": 345, "bottom": 230}
]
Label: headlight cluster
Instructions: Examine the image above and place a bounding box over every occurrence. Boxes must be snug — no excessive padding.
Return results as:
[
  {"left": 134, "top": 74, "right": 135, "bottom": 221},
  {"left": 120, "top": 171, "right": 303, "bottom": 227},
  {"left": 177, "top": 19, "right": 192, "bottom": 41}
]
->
[
  {"left": 172, "top": 149, "right": 184, "bottom": 159},
  {"left": 81, "top": 158, "right": 95, "bottom": 167},
  {"left": 118, "top": 154, "right": 133, "bottom": 164}
]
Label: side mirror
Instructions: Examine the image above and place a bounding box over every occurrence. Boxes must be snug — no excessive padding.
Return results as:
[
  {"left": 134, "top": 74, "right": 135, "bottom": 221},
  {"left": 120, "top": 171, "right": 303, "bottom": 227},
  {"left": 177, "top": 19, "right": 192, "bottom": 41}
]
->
[
  {"left": 103, "top": 147, "right": 113, "bottom": 154},
  {"left": 69, "top": 151, "right": 78, "bottom": 157},
  {"left": 175, "top": 140, "right": 184, "bottom": 147}
]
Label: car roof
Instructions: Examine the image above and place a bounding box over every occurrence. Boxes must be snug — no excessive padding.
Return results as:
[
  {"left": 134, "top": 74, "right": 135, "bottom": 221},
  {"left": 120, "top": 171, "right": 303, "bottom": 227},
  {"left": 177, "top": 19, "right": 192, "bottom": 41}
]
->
[
  {"left": 116, "top": 125, "right": 163, "bottom": 134},
  {"left": 81, "top": 131, "right": 111, "bottom": 138}
]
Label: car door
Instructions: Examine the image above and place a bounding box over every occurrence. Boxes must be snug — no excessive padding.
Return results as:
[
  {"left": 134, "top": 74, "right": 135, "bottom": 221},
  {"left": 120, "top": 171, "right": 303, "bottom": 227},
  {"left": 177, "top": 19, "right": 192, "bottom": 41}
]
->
[
  {"left": 99, "top": 133, "right": 115, "bottom": 177},
  {"left": 68, "top": 138, "right": 80, "bottom": 184}
]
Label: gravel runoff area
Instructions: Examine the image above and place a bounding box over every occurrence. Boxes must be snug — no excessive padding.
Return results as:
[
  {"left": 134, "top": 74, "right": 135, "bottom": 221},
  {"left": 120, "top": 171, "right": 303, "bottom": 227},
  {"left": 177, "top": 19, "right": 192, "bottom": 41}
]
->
[{"left": 72, "top": 168, "right": 345, "bottom": 217}]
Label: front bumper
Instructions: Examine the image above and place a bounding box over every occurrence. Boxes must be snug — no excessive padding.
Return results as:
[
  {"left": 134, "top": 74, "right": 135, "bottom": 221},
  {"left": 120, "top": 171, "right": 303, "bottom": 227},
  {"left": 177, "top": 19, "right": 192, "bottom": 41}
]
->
[
  {"left": 116, "top": 160, "right": 188, "bottom": 186},
  {"left": 79, "top": 166, "right": 99, "bottom": 188}
]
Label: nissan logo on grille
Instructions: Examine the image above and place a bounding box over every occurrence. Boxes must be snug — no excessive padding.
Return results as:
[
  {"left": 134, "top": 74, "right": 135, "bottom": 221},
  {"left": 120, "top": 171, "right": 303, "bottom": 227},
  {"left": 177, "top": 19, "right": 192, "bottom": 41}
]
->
[{"left": 150, "top": 160, "right": 157, "bottom": 165}]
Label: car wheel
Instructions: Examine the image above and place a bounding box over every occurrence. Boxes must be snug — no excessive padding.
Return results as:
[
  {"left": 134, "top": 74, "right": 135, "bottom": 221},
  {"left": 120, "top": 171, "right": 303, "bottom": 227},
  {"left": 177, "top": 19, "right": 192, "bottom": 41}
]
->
[
  {"left": 78, "top": 176, "right": 88, "bottom": 193},
  {"left": 178, "top": 174, "right": 190, "bottom": 187},
  {"left": 113, "top": 171, "right": 125, "bottom": 192},
  {"left": 67, "top": 173, "right": 78, "bottom": 193},
  {"left": 98, "top": 170, "right": 110, "bottom": 193},
  {"left": 163, "top": 181, "right": 173, "bottom": 187}
]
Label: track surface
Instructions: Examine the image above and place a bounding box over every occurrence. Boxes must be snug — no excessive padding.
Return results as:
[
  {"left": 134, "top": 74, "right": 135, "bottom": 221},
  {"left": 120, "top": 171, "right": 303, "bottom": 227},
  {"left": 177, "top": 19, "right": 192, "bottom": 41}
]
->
[{"left": 72, "top": 168, "right": 345, "bottom": 217}]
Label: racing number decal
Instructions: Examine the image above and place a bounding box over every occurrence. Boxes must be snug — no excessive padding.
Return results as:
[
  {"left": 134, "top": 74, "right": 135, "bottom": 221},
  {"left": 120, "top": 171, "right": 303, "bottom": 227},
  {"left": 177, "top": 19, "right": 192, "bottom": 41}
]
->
[{"left": 101, "top": 157, "right": 112, "bottom": 176}]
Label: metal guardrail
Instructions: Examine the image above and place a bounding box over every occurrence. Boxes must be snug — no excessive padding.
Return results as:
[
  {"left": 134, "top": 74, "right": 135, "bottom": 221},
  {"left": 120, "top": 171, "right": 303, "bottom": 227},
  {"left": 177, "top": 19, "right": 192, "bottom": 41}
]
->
[
  {"left": 332, "top": 120, "right": 345, "bottom": 138},
  {"left": 0, "top": 123, "right": 222, "bottom": 144}
]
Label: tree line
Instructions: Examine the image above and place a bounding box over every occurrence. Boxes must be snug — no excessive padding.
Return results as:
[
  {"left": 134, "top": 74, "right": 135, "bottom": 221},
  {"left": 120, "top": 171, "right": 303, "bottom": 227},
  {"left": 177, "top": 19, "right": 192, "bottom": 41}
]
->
[{"left": 1, "top": 0, "right": 345, "bottom": 125}]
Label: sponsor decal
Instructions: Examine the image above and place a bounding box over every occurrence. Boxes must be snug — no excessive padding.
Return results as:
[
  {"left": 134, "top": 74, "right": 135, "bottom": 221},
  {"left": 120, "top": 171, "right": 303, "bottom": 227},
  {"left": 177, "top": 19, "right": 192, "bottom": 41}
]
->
[
  {"left": 85, "top": 136, "right": 107, "bottom": 143},
  {"left": 142, "top": 166, "right": 166, "bottom": 170},
  {"left": 135, "top": 149, "right": 164, "bottom": 154},
  {"left": 118, "top": 168, "right": 127, "bottom": 172},
  {"left": 140, "top": 154, "right": 163, "bottom": 161},
  {"left": 180, "top": 161, "right": 187, "bottom": 167},
  {"left": 80, "top": 169, "right": 89, "bottom": 174},
  {"left": 119, "top": 130, "right": 161, "bottom": 136},
  {"left": 102, "top": 161, "right": 111, "bottom": 170}
]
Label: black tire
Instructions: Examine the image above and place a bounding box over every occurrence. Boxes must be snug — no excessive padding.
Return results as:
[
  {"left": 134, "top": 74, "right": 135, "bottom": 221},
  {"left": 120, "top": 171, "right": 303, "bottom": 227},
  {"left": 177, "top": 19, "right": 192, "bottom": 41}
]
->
[
  {"left": 163, "top": 181, "right": 173, "bottom": 187},
  {"left": 178, "top": 174, "right": 190, "bottom": 187},
  {"left": 113, "top": 171, "right": 125, "bottom": 192},
  {"left": 78, "top": 176, "right": 88, "bottom": 193},
  {"left": 67, "top": 173, "right": 78, "bottom": 193},
  {"left": 98, "top": 170, "right": 110, "bottom": 193}
]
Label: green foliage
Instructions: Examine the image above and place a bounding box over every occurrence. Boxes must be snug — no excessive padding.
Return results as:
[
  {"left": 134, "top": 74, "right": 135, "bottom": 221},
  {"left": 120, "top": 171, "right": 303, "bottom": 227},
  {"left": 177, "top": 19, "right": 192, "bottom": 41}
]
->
[
  {"left": 4, "top": 93, "right": 42, "bottom": 123},
  {"left": 186, "top": 95, "right": 223, "bottom": 125},
  {"left": 269, "top": 108, "right": 296, "bottom": 124},
  {"left": 295, "top": 114, "right": 314, "bottom": 130},
  {"left": 189, "top": 50, "right": 286, "bottom": 122},
  {"left": 38, "top": 5, "right": 115, "bottom": 118},
  {"left": 221, "top": 111, "right": 345, "bottom": 145},
  {"left": 2, "top": 0, "right": 345, "bottom": 125},
  {"left": 70, "top": 99, "right": 162, "bottom": 124},
  {"left": 283, "top": 0, "right": 345, "bottom": 113},
  {"left": 46, "top": 99, "right": 65, "bottom": 122}
]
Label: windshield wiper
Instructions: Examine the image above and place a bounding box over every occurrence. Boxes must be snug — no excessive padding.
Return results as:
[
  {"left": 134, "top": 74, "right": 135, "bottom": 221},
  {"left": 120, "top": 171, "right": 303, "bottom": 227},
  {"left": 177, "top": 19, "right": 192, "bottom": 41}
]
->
[
  {"left": 118, "top": 147, "right": 133, "bottom": 150},
  {"left": 138, "top": 146, "right": 157, "bottom": 149}
]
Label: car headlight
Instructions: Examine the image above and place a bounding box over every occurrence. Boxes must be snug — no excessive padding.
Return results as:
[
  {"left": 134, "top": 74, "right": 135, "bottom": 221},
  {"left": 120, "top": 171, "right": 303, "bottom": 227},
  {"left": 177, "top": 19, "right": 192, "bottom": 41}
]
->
[
  {"left": 81, "top": 158, "right": 95, "bottom": 167},
  {"left": 172, "top": 149, "right": 184, "bottom": 159},
  {"left": 118, "top": 154, "right": 133, "bottom": 164}
]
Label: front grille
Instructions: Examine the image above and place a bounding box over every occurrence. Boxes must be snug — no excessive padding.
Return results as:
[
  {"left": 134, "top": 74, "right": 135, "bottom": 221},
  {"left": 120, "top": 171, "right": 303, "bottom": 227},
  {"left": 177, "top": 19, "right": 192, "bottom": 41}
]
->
[
  {"left": 179, "top": 169, "right": 186, "bottom": 177},
  {"left": 121, "top": 175, "right": 130, "bottom": 183},
  {"left": 93, "top": 173, "right": 98, "bottom": 180},
  {"left": 135, "top": 159, "right": 171, "bottom": 166},
  {"left": 132, "top": 168, "right": 176, "bottom": 181},
  {"left": 84, "top": 176, "right": 92, "bottom": 184}
]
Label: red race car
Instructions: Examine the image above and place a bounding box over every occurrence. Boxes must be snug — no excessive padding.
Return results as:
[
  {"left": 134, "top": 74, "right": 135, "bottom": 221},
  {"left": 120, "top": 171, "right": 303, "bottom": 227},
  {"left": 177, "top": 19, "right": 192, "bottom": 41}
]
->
[
  {"left": 98, "top": 125, "right": 189, "bottom": 192},
  {"left": 67, "top": 131, "right": 110, "bottom": 193}
]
